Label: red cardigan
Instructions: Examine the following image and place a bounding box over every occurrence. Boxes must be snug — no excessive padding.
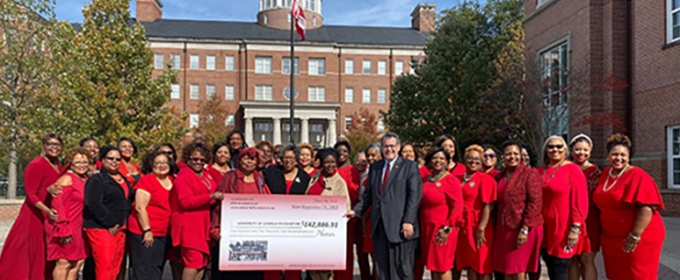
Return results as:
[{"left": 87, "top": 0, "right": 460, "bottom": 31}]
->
[
  {"left": 499, "top": 164, "right": 544, "bottom": 229},
  {"left": 170, "top": 168, "right": 217, "bottom": 254}
]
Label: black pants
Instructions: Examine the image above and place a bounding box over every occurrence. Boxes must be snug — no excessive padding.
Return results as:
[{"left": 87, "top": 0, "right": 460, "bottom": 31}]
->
[
  {"left": 128, "top": 233, "right": 167, "bottom": 280},
  {"left": 373, "top": 219, "right": 417, "bottom": 280},
  {"left": 541, "top": 249, "right": 570, "bottom": 280}
]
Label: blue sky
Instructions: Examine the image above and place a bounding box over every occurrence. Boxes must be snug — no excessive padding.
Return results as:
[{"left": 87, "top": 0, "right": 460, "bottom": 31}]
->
[{"left": 55, "top": 0, "right": 473, "bottom": 27}]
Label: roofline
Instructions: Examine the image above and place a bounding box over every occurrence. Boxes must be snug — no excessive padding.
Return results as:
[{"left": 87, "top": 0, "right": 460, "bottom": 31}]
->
[{"left": 146, "top": 37, "right": 427, "bottom": 49}]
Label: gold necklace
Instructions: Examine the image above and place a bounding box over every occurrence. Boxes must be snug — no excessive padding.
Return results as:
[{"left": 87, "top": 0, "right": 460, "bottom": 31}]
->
[{"left": 603, "top": 165, "right": 630, "bottom": 192}]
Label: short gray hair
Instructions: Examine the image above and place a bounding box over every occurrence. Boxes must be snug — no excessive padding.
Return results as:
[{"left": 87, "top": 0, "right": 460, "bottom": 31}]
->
[
  {"left": 381, "top": 132, "right": 401, "bottom": 146},
  {"left": 365, "top": 143, "right": 381, "bottom": 154},
  {"left": 281, "top": 144, "right": 300, "bottom": 160},
  {"left": 354, "top": 151, "right": 366, "bottom": 162}
]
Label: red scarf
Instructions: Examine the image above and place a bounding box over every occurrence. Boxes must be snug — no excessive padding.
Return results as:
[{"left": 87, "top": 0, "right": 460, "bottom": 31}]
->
[{"left": 308, "top": 171, "right": 336, "bottom": 195}]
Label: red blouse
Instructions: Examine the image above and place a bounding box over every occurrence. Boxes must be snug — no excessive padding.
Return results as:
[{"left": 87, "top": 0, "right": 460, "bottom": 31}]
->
[{"left": 128, "top": 174, "right": 172, "bottom": 236}]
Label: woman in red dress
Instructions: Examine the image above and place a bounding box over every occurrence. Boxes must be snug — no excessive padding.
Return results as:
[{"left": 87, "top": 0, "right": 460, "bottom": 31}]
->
[
  {"left": 421, "top": 135, "right": 466, "bottom": 179},
  {"left": 128, "top": 150, "right": 174, "bottom": 280},
  {"left": 299, "top": 143, "right": 318, "bottom": 175},
  {"left": 593, "top": 134, "right": 666, "bottom": 280},
  {"left": 567, "top": 134, "right": 601, "bottom": 280},
  {"left": 0, "top": 134, "right": 63, "bottom": 280},
  {"left": 333, "top": 141, "right": 360, "bottom": 280},
  {"left": 537, "top": 136, "right": 589, "bottom": 280},
  {"left": 455, "top": 145, "right": 497, "bottom": 280},
  {"left": 171, "top": 141, "right": 224, "bottom": 280},
  {"left": 118, "top": 137, "right": 141, "bottom": 186},
  {"left": 418, "top": 146, "right": 463, "bottom": 280},
  {"left": 83, "top": 146, "right": 134, "bottom": 280},
  {"left": 492, "top": 140, "right": 544, "bottom": 280},
  {"left": 481, "top": 144, "right": 501, "bottom": 180},
  {"left": 206, "top": 142, "right": 231, "bottom": 186},
  {"left": 46, "top": 147, "right": 92, "bottom": 280}
]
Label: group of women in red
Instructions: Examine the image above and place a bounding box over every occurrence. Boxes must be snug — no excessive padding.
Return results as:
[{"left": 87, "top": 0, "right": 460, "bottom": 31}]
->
[{"left": 0, "top": 130, "right": 667, "bottom": 280}]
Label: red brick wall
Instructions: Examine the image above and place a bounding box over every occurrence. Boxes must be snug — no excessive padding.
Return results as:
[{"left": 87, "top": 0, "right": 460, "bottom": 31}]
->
[{"left": 136, "top": 0, "right": 162, "bottom": 22}]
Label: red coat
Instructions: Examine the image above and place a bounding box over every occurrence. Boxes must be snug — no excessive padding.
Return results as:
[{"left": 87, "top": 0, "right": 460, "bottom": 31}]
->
[
  {"left": 499, "top": 164, "right": 543, "bottom": 229},
  {"left": 170, "top": 168, "right": 217, "bottom": 254},
  {"left": 338, "top": 165, "right": 361, "bottom": 207}
]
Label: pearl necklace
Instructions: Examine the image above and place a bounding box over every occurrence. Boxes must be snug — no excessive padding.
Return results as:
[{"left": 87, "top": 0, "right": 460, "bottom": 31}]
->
[
  {"left": 463, "top": 172, "right": 474, "bottom": 182},
  {"left": 602, "top": 164, "right": 630, "bottom": 192},
  {"left": 428, "top": 171, "right": 446, "bottom": 183}
]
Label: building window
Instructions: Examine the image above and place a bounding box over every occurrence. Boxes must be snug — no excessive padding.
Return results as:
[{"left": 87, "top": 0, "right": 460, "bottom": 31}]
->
[
  {"left": 669, "top": 126, "right": 680, "bottom": 188},
  {"left": 362, "top": 89, "right": 371, "bottom": 103},
  {"left": 345, "top": 88, "right": 354, "bottom": 103},
  {"left": 190, "top": 84, "right": 199, "bottom": 100},
  {"left": 345, "top": 59, "right": 353, "bottom": 74},
  {"left": 308, "top": 87, "right": 325, "bottom": 102},
  {"left": 171, "top": 84, "right": 180, "bottom": 99},
  {"left": 190, "top": 55, "right": 199, "bottom": 70},
  {"left": 282, "top": 57, "right": 300, "bottom": 75},
  {"left": 345, "top": 116, "right": 352, "bottom": 130},
  {"left": 410, "top": 59, "right": 419, "bottom": 75},
  {"left": 377, "top": 118, "right": 385, "bottom": 132},
  {"left": 189, "top": 114, "right": 199, "bottom": 128},
  {"left": 206, "top": 55, "right": 216, "bottom": 70},
  {"left": 395, "top": 60, "right": 404, "bottom": 75},
  {"left": 264, "top": 15, "right": 268, "bottom": 24},
  {"left": 225, "top": 85, "right": 235, "bottom": 100},
  {"left": 378, "top": 60, "right": 386, "bottom": 75},
  {"left": 377, "top": 89, "right": 386, "bottom": 104},
  {"left": 540, "top": 41, "right": 569, "bottom": 138},
  {"left": 284, "top": 0, "right": 292, "bottom": 6},
  {"left": 255, "top": 57, "right": 272, "bottom": 74},
  {"left": 264, "top": 0, "right": 273, "bottom": 9},
  {"left": 154, "top": 54, "right": 164, "bottom": 69},
  {"left": 226, "top": 114, "right": 235, "bottom": 127},
  {"left": 306, "top": 0, "right": 315, "bottom": 11},
  {"left": 362, "top": 60, "right": 371, "bottom": 74},
  {"left": 255, "top": 85, "right": 273, "bottom": 100},
  {"left": 171, "top": 54, "right": 181, "bottom": 69},
  {"left": 206, "top": 84, "right": 216, "bottom": 99},
  {"left": 288, "top": 14, "right": 292, "bottom": 22},
  {"left": 312, "top": 17, "right": 317, "bottom": 26},
  {"left": 668, "top": 0, "right": 680, "bottom": 43},
  {"left": 225, "top": 56, "right": 234, "bottom": 71},
  {"left": 309, "top": 58, "right": 326, "bottom": 75}
]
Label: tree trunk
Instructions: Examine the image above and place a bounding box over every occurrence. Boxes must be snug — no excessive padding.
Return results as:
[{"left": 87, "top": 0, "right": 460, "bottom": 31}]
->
[{"left": 7, "top": 141, "right": 17, "bottom": 199}]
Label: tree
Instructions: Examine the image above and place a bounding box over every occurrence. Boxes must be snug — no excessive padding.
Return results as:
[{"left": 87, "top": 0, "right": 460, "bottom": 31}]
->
[
  {"left": 192, "top": 94, "right": 233, "bottom": 146},
  {"left": 0, "top": 0, "right": 57, "bottom": 199},
  {"left": 384, "top": 0, "right": 526, "bottom": 149},
  {"left": 43, "top": 0, "right": 187, "bottom": 156},
  {"left": 344, "top": 108, "right": 381, "bottom": 161}
]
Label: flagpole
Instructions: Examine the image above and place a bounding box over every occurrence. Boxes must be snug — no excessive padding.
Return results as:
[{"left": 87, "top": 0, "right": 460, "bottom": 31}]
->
[{"left": 289, "top": 10, "right": 295, "bottom": 144}]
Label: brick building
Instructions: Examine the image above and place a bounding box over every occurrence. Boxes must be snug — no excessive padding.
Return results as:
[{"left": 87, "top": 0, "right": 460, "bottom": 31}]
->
[
  {"left": 136, "top": 0, "right": 431, "bottom": 147},
  {"left": 524, "top": 0, "right": 680, "bottom": 214}
]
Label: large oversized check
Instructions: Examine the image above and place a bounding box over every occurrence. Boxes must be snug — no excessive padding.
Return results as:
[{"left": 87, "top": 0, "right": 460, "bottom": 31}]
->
[{"left": 218, "top": 194, "right": 347, "bottom": 271}]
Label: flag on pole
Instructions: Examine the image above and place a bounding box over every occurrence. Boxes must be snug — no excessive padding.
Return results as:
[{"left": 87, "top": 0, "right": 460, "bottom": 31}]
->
[{"left": 291, "top": 0, "right": 306, "bottom": 41}]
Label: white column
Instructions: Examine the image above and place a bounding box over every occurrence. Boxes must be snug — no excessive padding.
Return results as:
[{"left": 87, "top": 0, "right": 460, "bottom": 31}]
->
[
  {"left": 273, "top": 118, "right": 282, "bottom": 145},
  {"left": 328, "top": 118, "right": 337, "bottom": 146},
  {"left": 245, "top": 117, "right": 254, "bottom": 146},
  {"left": 301, "top": 118, "right": 309, "bottom": 144}
]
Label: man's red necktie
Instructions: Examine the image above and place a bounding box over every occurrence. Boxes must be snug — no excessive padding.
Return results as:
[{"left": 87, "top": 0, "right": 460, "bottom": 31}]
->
[{"left": 381, "top": 162, "right": 390, "bottom": 192}]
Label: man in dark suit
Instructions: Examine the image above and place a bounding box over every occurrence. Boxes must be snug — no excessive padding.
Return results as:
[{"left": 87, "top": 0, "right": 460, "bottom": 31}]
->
[{"left": 345, "top": 132, "right": 422, "bottom": 280}]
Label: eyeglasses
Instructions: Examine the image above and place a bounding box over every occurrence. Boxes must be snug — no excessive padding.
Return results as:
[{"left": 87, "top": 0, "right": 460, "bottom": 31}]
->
[
  {"left": 160, "top": 151, "right": 173, "bottom": 156},
  {"left": 154, "top": 161, "right": 169, "bottom": 167},
  {"left": 105, "top": 157, "right": 122, "bottom": 162},
  {"left": 383, "top": 145, "right": 398, "bottom": 150},
  {"left": 190, "top": 157, "right": 206, "bottom": 163},
  {"left": 465, "top": 157, "right": 482, "bottom": 163},
  {"left": 547, "top": 144, "right": 564, "bottom": 150},
  {"left": 45, "top": 142, "right": 62, "bottom": 147},
  {"left": 282, "top": 156, "right": 296, "bottom": 161},
  {"left": 483, "top": 153, "right": 496, "bottom": 158}
]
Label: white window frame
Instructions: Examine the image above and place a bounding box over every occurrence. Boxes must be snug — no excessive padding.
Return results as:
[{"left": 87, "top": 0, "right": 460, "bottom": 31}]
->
[
  {"left": 190, "top": 55, "right": 199, "bottom": 70},
  {"left": 668, "top": 126, "right": 680, "bottom": 189},
  {"left": 226, "top": 115, "right": 235, "bottom": 127},
  {"left": 377, "top": 118, "right": 385, "bottom": 132},
  {"left": 395, "top": 60, "right": 404, "bottom": 75},
  {"left": 362, "top": 89, "right": 371, "bottom": 103},
  {"left": 345, "top": 59, "right": 354, "bottom": 74},
  {"left": 345, "top": 116, "right": 352, "bottom": 130},
  {"left": 282, "top": 57, "right": 299, "bottom": 75},
  {"left": 255, "top": 85, "right": 273, "bottom": 100},
  {"left": 668, "top": 0, "right": 680, "bottom": 43},
  {"left": 540, "top": 41, "right": 570, "bottom": 138},
  {"left": 189, "top": 114, "right": 200, "bottom": 128},
  {"left": 377, "top": 89, "right": 386, "bottom": 104},
  {"left": 171, "top": 54, "right": 181, "bottom": 69},
  {"left": 345, "top": 88, "right": 354, "bottom": 103},
  {"left": 154, "top": 54, "right": 164, "bottom": 69},
  {"left": 362, "top": 60, "right": 371, "bottom": 75},
  {"left": 308, "top": 86, "right": 325, "bottom": 102},
  {"left": 171, "top": 84, "right": 180, "bottom": 99},
  {"left": 206, "top": 55, "right": 216, "bottom": 70},
  {"left": 378, "top": 60, "right": 387, "bottom": 75},
  {"left": 309, "top": 58, "right": 326, "bottom": 76},
  {"left": 225, "top": 55, "right": 235, "bottom": 71},
  {"left": 190, "top": 84, "right": 199, "bottom": 100},
  {"left": 255, "top": 57, "right": 272, "bottom": 74},
  {"left": 225, "top": 85, "right": 235, "bottom": 100},
  {"left": 206, "top": 84, "right": 216, "bottom": 99}
]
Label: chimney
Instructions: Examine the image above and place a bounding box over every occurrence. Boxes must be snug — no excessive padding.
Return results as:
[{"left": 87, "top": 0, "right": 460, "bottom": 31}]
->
[
  {"left": 136, "top": 0, "right": 163, "bottom": 22},
  {"left": 411, "top": 3, "right": 436, "bottom": 32}
]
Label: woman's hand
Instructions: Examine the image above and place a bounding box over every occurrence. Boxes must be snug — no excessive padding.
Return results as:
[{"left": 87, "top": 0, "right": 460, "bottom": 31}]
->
[
  {"left": 211, "top": 192, "right": 225, "bottom": 201},
  {"left": 517, "top": 229, "right": 528, "bottom": 248},
  {"left": 475, "top": 228, "right": 486, "bottom": 248},
  {"left": 60, "top": 236, "right": 72, "bottom": 245},
  {"left": 108, "top": 224, "right": 120, "bottom": 236},
  {"left": 435, "top": 229, "right": 448, "bottom": 246},
  {"left": 47, "top": 184, "right": 62, "bottom": 197},
  {"left": 46, "top": 208, "right": 59, "bottom": 221},
  {"left": 623, "top": 233, "right": 640, "bottom": 253},
  {"left": 142, "top": 231, "right": 154, "bottom": 248},
  {"left": 567, "top": 230, "right": 579, "bottom": 248}
]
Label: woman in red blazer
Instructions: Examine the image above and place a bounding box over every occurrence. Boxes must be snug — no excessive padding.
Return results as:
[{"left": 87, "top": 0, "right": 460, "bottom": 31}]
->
[{"left": 170, "top": 141, "right": 225, "bottom": 280}]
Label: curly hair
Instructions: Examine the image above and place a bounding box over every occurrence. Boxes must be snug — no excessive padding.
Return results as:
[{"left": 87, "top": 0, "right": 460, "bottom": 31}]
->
[
  {"left": 464, "top": 144, "right": 485, "bottom": 159},
  {"left": 424, "top": 146, "right": 451, "bottom": 168},
  {"left": 606, "top": 133, "right": 632, "bottom": 153},
  {"left": 63, "top": 147, "right": 93, "bottom": 167},
  {"left": 181, "top": 141, "right": 212, "bottom": 164},
  {"left": 141, "top": 150, "right": 177, "bottom": 175}
]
